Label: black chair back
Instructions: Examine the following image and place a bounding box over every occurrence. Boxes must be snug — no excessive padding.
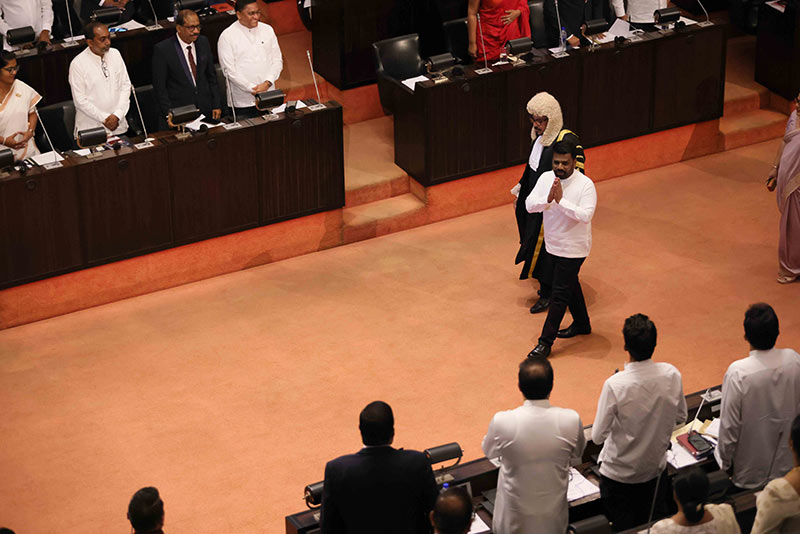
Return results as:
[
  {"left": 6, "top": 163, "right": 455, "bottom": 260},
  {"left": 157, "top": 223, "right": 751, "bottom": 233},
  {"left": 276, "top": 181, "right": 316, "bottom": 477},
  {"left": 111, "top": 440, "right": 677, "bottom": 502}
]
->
[
  {"left": 568, "top": 515, "right": 612, "bottom": 534},
  {"left": 529, "top": 0, "right": 548, "bottom": 48},
  {"left": 443, "top": 17, "right": 471, "bottom": 64},
  {"left": 51, "top": 0, "right": 82, "bottom": 40},
  {"left": 372, "top": 34, "right": 425, "bottom": 81},
  {"left": 34, "top": 101, "right": 76, "bottom": 153},
  {"left": 215, "top": 63, "right": 231, "bottom": 118},
  {"left": 126, "top": 85, "right": 161, "bottom": 137}
]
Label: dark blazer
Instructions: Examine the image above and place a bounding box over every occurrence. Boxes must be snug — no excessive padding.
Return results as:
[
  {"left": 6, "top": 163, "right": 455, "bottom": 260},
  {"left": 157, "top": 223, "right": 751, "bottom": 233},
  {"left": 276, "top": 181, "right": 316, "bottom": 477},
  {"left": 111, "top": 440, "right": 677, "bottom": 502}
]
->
[
  {"left": 151, "top": 35, "right": 221, "bottom": 130},
  {"left": 320, "top": 446, "right": 439, "bottom": 534},
  {"left": 543, "top": 0, "right": 601, "bottom": 47}
]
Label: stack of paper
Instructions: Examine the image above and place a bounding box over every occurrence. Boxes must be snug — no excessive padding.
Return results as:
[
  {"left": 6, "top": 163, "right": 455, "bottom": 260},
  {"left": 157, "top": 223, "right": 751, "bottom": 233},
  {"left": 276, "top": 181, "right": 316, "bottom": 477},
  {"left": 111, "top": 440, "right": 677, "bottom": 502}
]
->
[
  {"left": 402, "top": 75, "right": 429, "bottom": 91},
  {"left": 568, "top": 468, "right": 601, "bottom": 502},
  {"left": 468, "top": 515, "right": 491, "bottom": 534}
]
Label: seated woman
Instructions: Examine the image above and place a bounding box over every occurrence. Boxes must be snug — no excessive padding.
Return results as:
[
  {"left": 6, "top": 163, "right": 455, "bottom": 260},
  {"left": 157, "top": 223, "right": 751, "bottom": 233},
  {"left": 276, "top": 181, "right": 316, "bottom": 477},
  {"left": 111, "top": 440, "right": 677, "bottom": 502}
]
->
[
  {"left": 467, "top": 0, "right": 531, "bottom": 62},
  {"left": 752, "top": 415, "right": 800, "bottom": 533},
  {"left": 651, "top": 466, "right": 740, "bottom": 534},
  {"left": 0, "top": 52, "right": 41, "bottom": 162}
]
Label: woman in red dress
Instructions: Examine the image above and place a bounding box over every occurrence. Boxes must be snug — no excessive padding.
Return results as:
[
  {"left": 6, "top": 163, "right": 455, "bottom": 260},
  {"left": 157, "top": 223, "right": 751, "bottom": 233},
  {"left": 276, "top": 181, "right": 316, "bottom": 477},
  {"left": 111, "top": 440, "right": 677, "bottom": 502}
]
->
[{"left": 467, "top": 0, "right": 531, "bottom": 62}]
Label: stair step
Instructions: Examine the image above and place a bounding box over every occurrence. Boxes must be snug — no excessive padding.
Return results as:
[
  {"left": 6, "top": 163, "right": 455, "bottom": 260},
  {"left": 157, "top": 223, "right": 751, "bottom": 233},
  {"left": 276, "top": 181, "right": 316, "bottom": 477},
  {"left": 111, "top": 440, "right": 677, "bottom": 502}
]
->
[
  {"left": 723, "top": 82, "right": 768, "bottom": 116},
  {"left": 719, "top": 109, "right": 787, "bottom": 151},
  {"left": 344, "top": 117, "right": 410, "bottom": 207},
  {"left": 342, "top": 194, "right": 427, "bottom": 244}
]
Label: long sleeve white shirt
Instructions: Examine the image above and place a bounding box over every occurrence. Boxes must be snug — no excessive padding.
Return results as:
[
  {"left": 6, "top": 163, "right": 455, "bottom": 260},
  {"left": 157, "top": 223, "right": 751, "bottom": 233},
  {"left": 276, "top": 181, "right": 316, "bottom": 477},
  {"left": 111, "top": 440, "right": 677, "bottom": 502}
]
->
[
  {"left": 610, "top": 0, "right": 667, "bottom": 23},
  {"left": 592, "top": 359, "right": 687, "bottom": 484},
  {"left": 525, "top": 169, "right": 597, "bottom": 258},
  {"left": 714, "top": 347, "right": 800, "bottom": 489},
  {"left": 483, "top": 399, "right": 585, "bottom": 534},
  {"left": 217, "top": 20, "right": 282, "bottom": 109},
  {"left": 0, "top": 0, "right": 53, "bottom": 50},
  {"left": 68, "top": 46, "right": 131, "bottom": 136}
]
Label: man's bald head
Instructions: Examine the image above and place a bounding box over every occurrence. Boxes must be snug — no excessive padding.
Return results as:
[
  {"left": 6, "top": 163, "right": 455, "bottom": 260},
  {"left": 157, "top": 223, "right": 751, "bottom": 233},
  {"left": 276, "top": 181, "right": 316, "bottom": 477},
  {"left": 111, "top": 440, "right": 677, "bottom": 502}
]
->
[
  {"left": 430, "top": 487, "right": 473, "bottom": 534},
  {"left": 518, "top": 356, "right": 553, "bottom": 400}
]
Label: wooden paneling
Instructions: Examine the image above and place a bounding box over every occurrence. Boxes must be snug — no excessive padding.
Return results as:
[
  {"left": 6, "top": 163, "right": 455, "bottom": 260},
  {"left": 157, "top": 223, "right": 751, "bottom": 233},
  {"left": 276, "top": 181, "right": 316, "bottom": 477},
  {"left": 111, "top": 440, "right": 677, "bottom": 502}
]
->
[
  {"left": 168, "top": 128, "right": 259, "bottom": 244},
  {"left": 0, "top": 166, "right": 82, "bottom": 287},
  {"left": 77, "top": 147, "right": 172, "bottom": 264},
  {"left": 755, "top": 3, "right": 798, "bottom": 101}
]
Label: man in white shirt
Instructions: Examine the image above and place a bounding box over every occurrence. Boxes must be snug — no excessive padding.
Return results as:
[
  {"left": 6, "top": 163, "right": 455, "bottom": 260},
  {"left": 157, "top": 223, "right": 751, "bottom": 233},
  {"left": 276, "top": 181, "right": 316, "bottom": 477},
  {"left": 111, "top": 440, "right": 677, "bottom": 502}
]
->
[
  {"left": 68, "top": 22, "right": 131, "bottom": 137},
  {"left": 714, "top": 303, "right": 800, "bottom": 490},
  {"left": 592, "top": 313, "right": 687, "bottom": 532},
  {"left": 217, "top": 0, "right": 282, "bottom": 119},
  {"left": 611, "top": 0, "right": 666, "bottom": 24},
  {"left": 0, "top": 0, "right": 53, "bottom": 49},
  {"left": 525, "top": 135, "right": 597, "bottom": 358},
  {"left": 483, "top": 357, "right": 585, "bottom": 534}
]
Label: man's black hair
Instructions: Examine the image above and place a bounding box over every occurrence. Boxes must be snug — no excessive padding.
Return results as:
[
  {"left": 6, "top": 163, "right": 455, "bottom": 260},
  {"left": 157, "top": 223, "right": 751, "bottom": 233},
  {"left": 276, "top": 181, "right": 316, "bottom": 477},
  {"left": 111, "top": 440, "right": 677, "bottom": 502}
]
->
[
  {"left": 432, "top": 487, "right": 473, "bottom": 534},
  {"left": 623, "top": 313, "right": 657, "bottom": 361},
  {"left": 518, "top": 357, "right": 554, "bottom": 400},
  {"left": 359, "top": 401, "right": 394, "bottom": 446},
  {"left": 235, "top": 0, "right": 257, "bottom": 11},
  {"left": 552, "top": 136, "right": 579, "bottom": 159},
  {"left": 744, "top": 303, "right": 779, "bottom": 351},
  {"left": 127, "top": 487, "right": 164, "bottom": 534}
]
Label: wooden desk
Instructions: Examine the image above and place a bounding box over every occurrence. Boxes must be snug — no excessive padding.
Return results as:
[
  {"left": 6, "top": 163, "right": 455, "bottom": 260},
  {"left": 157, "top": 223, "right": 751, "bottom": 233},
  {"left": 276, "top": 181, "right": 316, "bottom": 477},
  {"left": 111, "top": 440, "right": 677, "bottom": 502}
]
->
[
  {"left": 755, "top": 1, "right": 799, "bottom": 101},
  {"left": 391, "top": 22, "right": 726, "bottom": 186},
  {"left": 15, "top": 11, "right": 234, "bottom": 106},
  {"left": 0, "top": 102, "right": 344, "bottom": 289}
]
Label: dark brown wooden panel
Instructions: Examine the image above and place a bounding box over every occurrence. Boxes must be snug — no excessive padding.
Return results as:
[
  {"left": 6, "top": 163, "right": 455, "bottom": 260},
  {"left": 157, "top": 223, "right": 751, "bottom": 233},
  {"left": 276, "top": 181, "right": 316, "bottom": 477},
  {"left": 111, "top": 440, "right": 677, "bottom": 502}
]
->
[
  {"left": 755, "top": 3, "right": 799, "bottom": 101},
  {"left": 168, "top": 127, "right": 259, "bottom": 243},
  {"left": 505, "top": 56, "right": 581, "bottom": 164},
  {"left": 257, "top": 105, "right": 345, "bottom": 224},
  {"left": 578, "top": 41, "right": 656, "bottom": 147},
  {"left": 0, "top": 166, "right": 83, "bottom": 287},
  {"left": 77, "top": 147, "right": 172, "bottom": 264},
  {"left": 653, "top": 26, "right": 726, "bottom": 131}
]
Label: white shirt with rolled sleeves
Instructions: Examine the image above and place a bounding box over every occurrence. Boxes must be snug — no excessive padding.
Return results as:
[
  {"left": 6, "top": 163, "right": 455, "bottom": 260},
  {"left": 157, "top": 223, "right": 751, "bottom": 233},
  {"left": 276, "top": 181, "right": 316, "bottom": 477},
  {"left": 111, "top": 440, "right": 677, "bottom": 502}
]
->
[
  {"left": 217, "top": 20, "right": 282, "bottom": 109},
  {"left": 525, "top": 169, "right": 596, "bottom": 258},
  {"left": 68, "top": 46, "right": 131, "bottom": 136},
  {"left": 714, "top": 347, "right": 800, "bottom": 489},
  {"left": 592, "top": 360, "right": 687, "bottom": 484},
  {"left": 0, "top": 0, "right": 53, "bottom": 51},
  {"left": 482, "top": 399, "right": 585, "bottom": 534}
]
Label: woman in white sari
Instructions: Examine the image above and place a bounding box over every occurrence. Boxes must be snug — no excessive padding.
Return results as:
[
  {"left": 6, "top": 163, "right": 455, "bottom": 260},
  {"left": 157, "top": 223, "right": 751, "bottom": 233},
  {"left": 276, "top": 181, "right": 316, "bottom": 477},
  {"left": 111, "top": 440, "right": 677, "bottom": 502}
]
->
[
  {"left": 0, "top": 51, "right": 41, "bottom": 162},
  {"left": 767, "top": 93, "right": 800, "bottom": 284}
]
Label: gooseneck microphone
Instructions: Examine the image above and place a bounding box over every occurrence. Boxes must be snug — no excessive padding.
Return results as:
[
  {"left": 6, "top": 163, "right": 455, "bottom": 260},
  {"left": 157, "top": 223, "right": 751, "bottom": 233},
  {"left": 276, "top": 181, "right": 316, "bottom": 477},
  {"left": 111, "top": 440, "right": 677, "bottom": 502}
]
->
[
  {"left": 62, "top": 0, "right": 79, "bottom": 47},
  {"left": 33, "top": 107, "right": 62, "bottom": 168},
  {"left": 130, "top": 86, "right": 154, "bottom": 148},
  {"left": 222, "top": 69, "right": 242, "bottom": 129},
  {"left": 145, "top": 0, "right": 162, "bottom": 30},
  {"left": 305, "top": 50, "right": 326, "bottom": 111},
  {"left": 474, "top": 13, "right": 492, "bottom": 74}
]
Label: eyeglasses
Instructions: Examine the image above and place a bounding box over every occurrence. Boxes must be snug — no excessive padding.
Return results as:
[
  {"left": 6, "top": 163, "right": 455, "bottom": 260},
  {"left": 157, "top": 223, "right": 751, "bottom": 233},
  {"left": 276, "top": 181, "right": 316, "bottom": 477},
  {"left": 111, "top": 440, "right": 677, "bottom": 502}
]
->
[
  {"left": 100, "top": 57, "right": 109, "bottom": 78},
  {"left": 2, "top": 65, "right": 19, "bottom": 74},
  {"left": 181, "top": 24, "right": 202, "bottom": 31},
  {"left": 244, "top": 8, "right": 261, "bottom": 16},
  {"left": 529, "top": 115, "right": 548, "bottom": 124}
]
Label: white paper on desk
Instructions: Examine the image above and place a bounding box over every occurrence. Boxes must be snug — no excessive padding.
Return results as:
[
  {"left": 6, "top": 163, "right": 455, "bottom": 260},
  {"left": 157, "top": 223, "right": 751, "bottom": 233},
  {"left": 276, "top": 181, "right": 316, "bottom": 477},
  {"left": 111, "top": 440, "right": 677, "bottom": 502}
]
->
[
  {"left": 468, "top": 514, "right": 490, "bottom": 534},
  {"left": 568, "top": 468, "right": 601, "bottom": 502},
  {"left": 184, "top": 114, "right": 218, "bottom": 131},
  {"left": 402, "top": 75, "right": 429, "bottom": 91},
  {"left": 608, "top": 18, "right": 635, "bottom": 38},
  {"left": 667, "top": 440, "right": 701, "bottom": 469},
  {"left": 116, "top": 19, "right": 146, "bottom": 30},
  {"left": 766, "top": 0, "right": 786, "bottom": 12},
  {"left": 74, "top": 148, "right": 91, "bottom": 157},
  {"left": 589, "top": 33, "right": 616, "bottom": 44},
  {"left": 679, "top": 16, "right": 699, "bottom": 25},
  {"left": 270, "top": 100, "right": 308, "bottom": 114},
  {"left": 704, "top": 418, "right": 721, "bottom": 439},
  {"left": 31, "top": 151, "right": 64, "bottom": 165}
]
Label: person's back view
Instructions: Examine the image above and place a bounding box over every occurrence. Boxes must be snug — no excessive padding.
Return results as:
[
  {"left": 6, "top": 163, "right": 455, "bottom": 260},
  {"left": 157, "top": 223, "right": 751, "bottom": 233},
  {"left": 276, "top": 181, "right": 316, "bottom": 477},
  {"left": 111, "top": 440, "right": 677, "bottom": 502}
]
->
[{"left": 320, "top": 401, "right": 438, "bottom": 534}]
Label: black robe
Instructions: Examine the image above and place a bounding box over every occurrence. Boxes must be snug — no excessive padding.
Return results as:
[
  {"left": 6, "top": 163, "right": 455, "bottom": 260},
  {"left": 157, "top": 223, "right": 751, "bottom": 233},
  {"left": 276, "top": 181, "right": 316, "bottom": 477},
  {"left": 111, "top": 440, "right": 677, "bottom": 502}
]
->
[{"left": 514, "top": 129, "right": 585, "bottom": 281}]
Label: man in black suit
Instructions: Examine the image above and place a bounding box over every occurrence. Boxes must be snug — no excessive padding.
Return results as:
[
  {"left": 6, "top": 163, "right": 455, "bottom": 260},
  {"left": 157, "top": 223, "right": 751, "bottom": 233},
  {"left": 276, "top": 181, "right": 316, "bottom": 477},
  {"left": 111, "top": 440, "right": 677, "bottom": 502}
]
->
[
  {"left": 320, "top": 401, "right": 439, "bottom": 534},
  {"left": 152, "top": 9, "right": 221, "bottom": 131},
  {"left": 543, "top": 0, "right": 604, "bottom": 48}
]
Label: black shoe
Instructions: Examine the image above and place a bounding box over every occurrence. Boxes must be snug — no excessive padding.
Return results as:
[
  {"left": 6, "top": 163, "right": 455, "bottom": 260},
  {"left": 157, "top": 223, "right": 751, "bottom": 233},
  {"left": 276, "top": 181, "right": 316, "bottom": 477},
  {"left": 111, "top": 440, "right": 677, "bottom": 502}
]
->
[
  {"left": 556, "top": 323, "right": 592, "bottom": 338},
  {"left": 529, "top": 298, "right": 550, "bottom": 314},
  {"left": 527, "top": 343, "right": 551, "bottom": 358}
]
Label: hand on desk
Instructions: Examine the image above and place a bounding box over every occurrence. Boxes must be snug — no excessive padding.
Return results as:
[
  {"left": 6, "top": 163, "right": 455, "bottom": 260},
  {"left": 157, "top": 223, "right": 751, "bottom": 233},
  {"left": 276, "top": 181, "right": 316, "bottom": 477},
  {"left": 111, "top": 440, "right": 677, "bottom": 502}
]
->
[
  {"left": 103, "top": 114, "right": 120, "bottom": 132},
  {"left": 37, "top": 30, "right": 51, "bottom": 45},
  {"left": 212, "top": 109, "right": 222, "bottom": 120},
  {"left": 251, "top": 81, "right": 272, "bottom": 94},
  {"left": 501, "top": 9, "right": 521, "bottom": 25},
  {"left": 567, "top": 35, "right": 580, "bottom": 47}
]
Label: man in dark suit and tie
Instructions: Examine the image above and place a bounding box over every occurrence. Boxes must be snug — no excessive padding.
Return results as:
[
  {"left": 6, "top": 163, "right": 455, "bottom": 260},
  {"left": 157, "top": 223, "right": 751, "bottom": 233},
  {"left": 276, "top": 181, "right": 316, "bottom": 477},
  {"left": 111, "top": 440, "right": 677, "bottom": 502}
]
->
[
  {"left": 320, "top": 401, "right": 439, "bottom": 534},
  {"left": 151, "top": 9, "right": 222, "bottom": 131}
]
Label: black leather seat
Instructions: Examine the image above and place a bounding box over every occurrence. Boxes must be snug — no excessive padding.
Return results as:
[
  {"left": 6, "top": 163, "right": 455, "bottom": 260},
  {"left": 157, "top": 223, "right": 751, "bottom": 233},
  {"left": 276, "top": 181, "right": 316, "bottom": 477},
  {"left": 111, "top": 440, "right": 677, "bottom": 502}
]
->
[
  {"left": 443, "top": 17, "right": 471, "bottom": 65},
  {"left": 34, "top": 100, "right": 76, "bottom": 153},
  {"left": 126, "top": 85, "right": 162, "bottom": 136},
  {"left": 568, "top": 515, "right": 612, "bottom": 534},
  {"left": 372, "top": 34, "right": 425, "bottom": 115},
  {"left": 529, "top": 0, "right": 548, "bottom": 49},
  {"left": 215, "top": 63, "right": 232, "bottom": 119}
]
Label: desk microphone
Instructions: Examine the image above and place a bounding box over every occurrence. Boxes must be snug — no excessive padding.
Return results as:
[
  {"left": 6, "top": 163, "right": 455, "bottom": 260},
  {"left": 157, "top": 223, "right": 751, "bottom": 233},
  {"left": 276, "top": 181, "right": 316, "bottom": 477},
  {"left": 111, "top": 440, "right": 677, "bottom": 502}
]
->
[
  {"left": 145, "top": 0, "right": 162, "bottom": 30},
  {"left": 130, "top": 86, "right": 154, "bottom": 149},
  {"left": 222, "top": 69, "right": 242, "bottom": 129},
  {"left": 33, "top": 106, "right": 62, "bottom": 169},
  {"left": 305, "top": 50, "right": 326, "bottom": 111},
  {"left": 62, "top": 0, "right": 80, "bottom": 47},
  {"left": 474, "top": 14, "right": 492, "bottom": 74},
  {"left": 554, "top": 0, "right": 565, "bottom": 48},
  {"left": 695, "top": 0, "right": 712, "bottom": 25}
]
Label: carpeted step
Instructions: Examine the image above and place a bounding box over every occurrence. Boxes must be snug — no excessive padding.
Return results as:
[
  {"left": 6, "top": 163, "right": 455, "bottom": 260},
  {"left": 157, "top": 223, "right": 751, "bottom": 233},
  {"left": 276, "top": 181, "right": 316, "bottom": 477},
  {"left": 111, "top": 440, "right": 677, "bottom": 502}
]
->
[
  {"left": 342, "top": 194, "right": 427, "bottom": 244},
  {"left": 344, "top": 117, "right": 410, "bottom": 207},
  {"left": 723, "top": 82, "right": 768, "bottom": 116},
  {"left": 719, "top": 109, "right": 787, "bottom": 151}
]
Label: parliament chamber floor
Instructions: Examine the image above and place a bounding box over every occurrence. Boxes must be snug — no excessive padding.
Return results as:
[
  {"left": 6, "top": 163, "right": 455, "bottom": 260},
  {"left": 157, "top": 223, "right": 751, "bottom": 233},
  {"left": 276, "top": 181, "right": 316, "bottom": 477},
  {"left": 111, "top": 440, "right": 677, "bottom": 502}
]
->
[{"left": 1, "top": 1, "right": 800, "bottom": 533}]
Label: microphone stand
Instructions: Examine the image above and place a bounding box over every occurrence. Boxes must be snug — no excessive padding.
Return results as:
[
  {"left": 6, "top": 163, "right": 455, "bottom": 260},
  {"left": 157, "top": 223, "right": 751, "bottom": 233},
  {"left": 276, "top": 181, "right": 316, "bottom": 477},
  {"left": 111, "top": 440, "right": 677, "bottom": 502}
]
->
[
  {"left": 222, "top": 70, "right": 242, "bottom": 129},
  {"left": 551, "top": 0, "right": 570, "bottom": 58},
  {"left": 62, "top": 0, "right": 80, "bottom": 47},
  {"left": 306, "top": 50, "right": 326, "bottom": 111},
  {"left": 34, "top": 107, "right": 63, "bottom": 169},
  {"left": 130, "top": 86, "right": 154, "bottom": 149},
  {"left": 145, "top": 0, "right": 162, "bottom": 31},
  {"left": 474, "top": 13, "right": 492, "bottom": 74}
]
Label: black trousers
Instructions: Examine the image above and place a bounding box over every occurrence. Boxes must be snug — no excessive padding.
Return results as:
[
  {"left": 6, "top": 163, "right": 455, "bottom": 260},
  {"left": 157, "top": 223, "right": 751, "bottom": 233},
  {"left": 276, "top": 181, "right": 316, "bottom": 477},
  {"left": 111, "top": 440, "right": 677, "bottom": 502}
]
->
[
  {"left": 599, "top": 472, "right": 673, "bottom": 532},
  {"left": 538, "top": 254, "right": 589, "bottom": 345},
  {"left": 233, "top": 106, "right": 260, "bottom": 120}
]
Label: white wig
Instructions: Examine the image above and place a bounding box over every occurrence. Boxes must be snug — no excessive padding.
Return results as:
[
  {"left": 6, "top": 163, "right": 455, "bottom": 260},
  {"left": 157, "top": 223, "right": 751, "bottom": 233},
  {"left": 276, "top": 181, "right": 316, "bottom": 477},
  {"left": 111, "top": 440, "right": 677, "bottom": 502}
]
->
[{"left": 526, "top": 92, "right": 564, "bottom": 146}]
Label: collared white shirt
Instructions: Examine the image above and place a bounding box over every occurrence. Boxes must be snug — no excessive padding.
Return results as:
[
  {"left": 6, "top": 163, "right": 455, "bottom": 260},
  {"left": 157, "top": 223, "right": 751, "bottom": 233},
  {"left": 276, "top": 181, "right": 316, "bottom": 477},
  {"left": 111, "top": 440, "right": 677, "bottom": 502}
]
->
[
  {"left": 483, "top": 399, "right": 585, "bottom": 534},
  {"left": 217, "top": 20, "right": 282, "bottom": 108},
  {"left": 177, "top": 35, "right": 197, "bottom": 85},
  {"left": 68, "top": 46, "right": 131, "bottom": 136},
  {"left": 0, "top": 0, "right": 53, "bottom": 50},
  {"left": 611, "top": 0, "right": 667, "bottom": 23},
  {"left": 592, "top": 359, "right": 687, "bottom": 484},
  {"left": 714, "top": 347, "right": 800, "bottom": 489},
  {"left": 525, "top": 169, "right": 597, "bottom": 258}
]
